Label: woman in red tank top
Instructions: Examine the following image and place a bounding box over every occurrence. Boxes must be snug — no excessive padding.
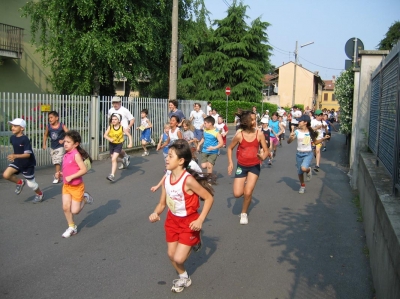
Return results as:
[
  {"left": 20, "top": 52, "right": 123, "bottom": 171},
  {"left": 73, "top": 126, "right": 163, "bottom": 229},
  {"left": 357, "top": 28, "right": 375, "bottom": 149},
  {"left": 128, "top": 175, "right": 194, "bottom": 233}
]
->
[{"left": 227, "top": 110, "right": 270, "bottom": 225}]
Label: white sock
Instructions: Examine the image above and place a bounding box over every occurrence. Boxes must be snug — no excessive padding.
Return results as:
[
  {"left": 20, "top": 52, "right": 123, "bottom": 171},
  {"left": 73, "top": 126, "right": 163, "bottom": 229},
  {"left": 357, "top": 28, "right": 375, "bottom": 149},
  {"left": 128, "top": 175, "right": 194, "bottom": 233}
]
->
[{"left": 179, "top": 271, "right": 188, "bottom": 279}]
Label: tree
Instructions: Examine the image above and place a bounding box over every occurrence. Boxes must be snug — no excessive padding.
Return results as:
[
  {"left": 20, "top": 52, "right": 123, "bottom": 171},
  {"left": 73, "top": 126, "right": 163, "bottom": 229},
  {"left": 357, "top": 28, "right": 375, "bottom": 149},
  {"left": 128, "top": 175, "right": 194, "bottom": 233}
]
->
[
  {"left": 334, "top": 69, "right": 354, "bottom": 135},
  {"left": 377, "top": 21, "right": 400, "bottom": 51},
  {"left": 21, "top": 0, "right": 199, "bottom": 96},
  {"left": 178, "top": 0, "right": 272, "bottom": 102}
]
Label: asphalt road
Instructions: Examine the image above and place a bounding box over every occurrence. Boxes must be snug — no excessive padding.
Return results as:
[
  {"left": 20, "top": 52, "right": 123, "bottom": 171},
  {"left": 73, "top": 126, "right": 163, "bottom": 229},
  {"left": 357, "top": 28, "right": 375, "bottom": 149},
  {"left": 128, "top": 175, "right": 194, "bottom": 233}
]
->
[{"left": 0, "top": 128, "right": 374, "bottom": 299}]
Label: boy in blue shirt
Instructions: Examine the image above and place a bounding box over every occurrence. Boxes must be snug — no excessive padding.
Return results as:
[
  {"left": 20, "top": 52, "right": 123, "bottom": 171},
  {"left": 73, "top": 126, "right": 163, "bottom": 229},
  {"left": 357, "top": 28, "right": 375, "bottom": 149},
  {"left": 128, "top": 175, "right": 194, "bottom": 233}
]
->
[
  {"left": 42, "top": 111, "right": 69, "bottom": 183},
  {"left": 196, "top": 116, "right": 223, "bottom": 175},
  {"left": 3, "top": 118, "right": 44, "bottom": 203}
]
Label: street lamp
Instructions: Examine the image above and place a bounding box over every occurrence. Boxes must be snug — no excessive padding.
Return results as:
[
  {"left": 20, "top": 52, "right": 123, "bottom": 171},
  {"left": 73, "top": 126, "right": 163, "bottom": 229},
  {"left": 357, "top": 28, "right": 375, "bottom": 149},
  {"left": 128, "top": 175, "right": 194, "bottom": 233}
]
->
[{"left": 292, "top": 41, "right": 314, "bottom": 107}]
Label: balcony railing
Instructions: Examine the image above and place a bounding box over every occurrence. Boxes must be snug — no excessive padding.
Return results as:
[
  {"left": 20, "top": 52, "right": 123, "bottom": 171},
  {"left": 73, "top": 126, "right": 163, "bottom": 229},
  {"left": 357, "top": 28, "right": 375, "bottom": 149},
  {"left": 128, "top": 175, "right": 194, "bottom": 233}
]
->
[{"left": 0, "top": 23, "right": 24, "bottom": 59}]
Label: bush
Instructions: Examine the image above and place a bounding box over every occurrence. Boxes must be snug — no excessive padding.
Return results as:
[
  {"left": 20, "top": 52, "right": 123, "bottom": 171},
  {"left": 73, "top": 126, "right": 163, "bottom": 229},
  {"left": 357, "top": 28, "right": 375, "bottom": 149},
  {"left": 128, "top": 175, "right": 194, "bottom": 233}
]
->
[
  {"left": 335, "top": 69, "right": 354, "bottom": 134},
  {"left": 210, "top": 101, "right": 278, "bottom": 123}
]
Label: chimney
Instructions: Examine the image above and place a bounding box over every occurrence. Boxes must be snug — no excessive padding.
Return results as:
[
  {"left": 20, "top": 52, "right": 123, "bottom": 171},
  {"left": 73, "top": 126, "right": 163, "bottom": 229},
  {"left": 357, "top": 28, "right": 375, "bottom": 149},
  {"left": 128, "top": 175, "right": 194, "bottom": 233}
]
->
[{"left": 332, "top": 75, "right": 336, "bottom": 83}]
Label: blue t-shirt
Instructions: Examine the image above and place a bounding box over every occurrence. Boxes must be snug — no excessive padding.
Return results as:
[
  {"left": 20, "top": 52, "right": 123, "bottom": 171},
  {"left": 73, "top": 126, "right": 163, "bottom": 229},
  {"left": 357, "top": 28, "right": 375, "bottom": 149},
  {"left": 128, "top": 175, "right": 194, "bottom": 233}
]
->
[
  {"left": 162, "top": 132, "right": 169, "bottom": 154},
  {"left": 48, "top": 123, "right": 65, "bottom": 149},
  {"left": 168, "top": 109, "right": 186, "bottom": 122},
  {"left": 269, "top": 120, "right": 280, "bottom": 137},
  {"left": 202, "top": 129, "right": 219, "bottom": 154},
  {"left": 10, "top": 135, "right": 36, "bottom": 169}
]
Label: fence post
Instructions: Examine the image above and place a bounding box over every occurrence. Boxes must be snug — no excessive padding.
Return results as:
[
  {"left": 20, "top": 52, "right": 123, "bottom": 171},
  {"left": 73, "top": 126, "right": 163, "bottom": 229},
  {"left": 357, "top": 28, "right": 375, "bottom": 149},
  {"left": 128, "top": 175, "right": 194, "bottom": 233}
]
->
[{"left": 90, "top": 96, "right": 100, "bottom": 160}]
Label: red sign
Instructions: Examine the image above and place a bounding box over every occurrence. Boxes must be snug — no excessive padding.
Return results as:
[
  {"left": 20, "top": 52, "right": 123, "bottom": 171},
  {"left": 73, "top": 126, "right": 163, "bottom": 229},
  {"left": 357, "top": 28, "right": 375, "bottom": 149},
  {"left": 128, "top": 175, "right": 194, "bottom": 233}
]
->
[{"left": 225, "top": 86, "right": 231, "bottom": 96}]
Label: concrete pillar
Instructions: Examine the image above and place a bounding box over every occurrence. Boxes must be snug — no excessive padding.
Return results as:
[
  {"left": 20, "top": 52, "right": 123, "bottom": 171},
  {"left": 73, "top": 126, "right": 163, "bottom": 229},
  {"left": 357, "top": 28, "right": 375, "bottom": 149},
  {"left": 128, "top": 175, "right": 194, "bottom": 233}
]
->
[{"left": 349, "top": 50, "right": 389, "bottom": 189}]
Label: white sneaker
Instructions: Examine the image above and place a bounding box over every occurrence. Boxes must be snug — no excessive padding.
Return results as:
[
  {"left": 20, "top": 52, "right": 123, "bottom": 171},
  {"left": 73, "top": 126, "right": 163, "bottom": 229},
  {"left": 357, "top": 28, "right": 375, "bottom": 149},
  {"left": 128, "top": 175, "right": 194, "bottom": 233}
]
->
[
  {"left": 52, "top": 176, "right": 60, "bottom": 184},
  {"left": 62, "top": 225, "right": 77, "bottom": 238},
  {"left": 84, "top": 192, "right": 94, "bottom": 204},
  {"left": 151, "top": 139, "right": 155, "bottom": 146},
  {"left": 118, "top": 163, "right": 125, "bottom": 170},
  {"left": 240, "top": 213, "right": 248, "bottom": 225},
  {"left": 299, "top": 186, "right": 306, "bottom": 194},
  {"left": 141, "top": 151, "right": 148, "bottom": 157},
  {"left": 124, "top": 155, "right": 131, "bottom": 167},
  {"left": 306, "top": 167, "right": 312, "bottom": 181},
  {"left": 171, "top": 277, "right": 192, "bottom": 293}
]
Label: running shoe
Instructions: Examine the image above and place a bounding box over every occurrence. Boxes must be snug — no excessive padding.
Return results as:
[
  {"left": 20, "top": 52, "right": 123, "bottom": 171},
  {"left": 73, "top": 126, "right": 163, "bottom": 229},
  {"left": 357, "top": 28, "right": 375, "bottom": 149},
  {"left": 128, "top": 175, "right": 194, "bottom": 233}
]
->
[
  {"left": 268, "top": 159, "right": 272, "bottom": 165},
  {"left": 314, "top": 165, "right": 320, "bottom": 172},
  {"left": 151, "top": 139, "right": 156, "bottom": 146},
  {"left": 171, "top": 277, "right": 192, "bottom": 293},
  {"left": 141, "top": 151, "right": 149, "bottom": 156},
  {"left": 192, "top": 230, "right": 202, "bottom": 252},
  {"left": 15, "top": 180, "right": 25, "bottom": 195},
  {"left": 32, "top": 192, "right": 44, "bottom": 203},
  {"left": 52, "top": 176, "right": 60, "bottom": 184},
  {"left": 62, "top": 225, "right": 77, "bottom": 238},
  {"left": 322, "top": 147, "right": 327, "bottom": 152},
  {"left": 240, "top": 213, "right": 248, "bottom": 225},
  {"left": 107, "top": 174, "right": 115, "bottom": 182},
  {"left": 299, "top": 186, "right": 306, "bottom": 194},
  {"left": 84, "top": 192, "right": 94, "bottom": 204},
  {"left": 118, "top": 163, "right": 125, "bottom": 170},
  {"left": 124, "top": 155, "right": 131, "bottom": 167},
  {"left": 306, "top": 167, "right": 312, "bottom": 181}
]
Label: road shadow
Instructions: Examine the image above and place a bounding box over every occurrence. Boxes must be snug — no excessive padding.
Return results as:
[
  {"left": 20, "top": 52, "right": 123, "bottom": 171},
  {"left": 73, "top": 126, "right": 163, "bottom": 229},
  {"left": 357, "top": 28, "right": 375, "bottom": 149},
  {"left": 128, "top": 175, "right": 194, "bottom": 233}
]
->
[
  {"left": 187, "top": 235, "right": 219, "bottom": 275},
  {"left": 276, "top": 176, "right": 299, "bottom": 191},
  {"left": 24, "top": 184, "right": 61, "bottom": 203},
  {"left": 227, "top": 195, "right": 260, "bottom": 216},
  {"left": 79, "top": 199, "right": 121, "bottom": 229}
]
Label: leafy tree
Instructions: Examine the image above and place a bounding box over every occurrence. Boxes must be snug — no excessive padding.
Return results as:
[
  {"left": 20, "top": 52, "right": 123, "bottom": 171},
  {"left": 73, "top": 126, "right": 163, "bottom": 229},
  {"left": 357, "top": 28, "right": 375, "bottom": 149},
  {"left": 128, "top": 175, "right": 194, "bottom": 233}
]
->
[
  {"left": 21, "top": 0, "right": 199, "bottom": 96},
  {"left": 178, "top": 0, "right": 272, "bottom": 102},
  {"left": 334, "top": 69, "right": 354, "bottom": 135},
  {"left": 377, "top": 21, "right": 400, "bottom": 51}
]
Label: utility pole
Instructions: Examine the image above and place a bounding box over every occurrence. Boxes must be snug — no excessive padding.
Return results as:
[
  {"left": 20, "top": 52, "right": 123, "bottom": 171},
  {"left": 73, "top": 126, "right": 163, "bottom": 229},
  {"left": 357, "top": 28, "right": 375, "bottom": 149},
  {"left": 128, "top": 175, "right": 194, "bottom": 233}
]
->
[{"left": 169, "top": 0, "right": 178, "bottom": 100}]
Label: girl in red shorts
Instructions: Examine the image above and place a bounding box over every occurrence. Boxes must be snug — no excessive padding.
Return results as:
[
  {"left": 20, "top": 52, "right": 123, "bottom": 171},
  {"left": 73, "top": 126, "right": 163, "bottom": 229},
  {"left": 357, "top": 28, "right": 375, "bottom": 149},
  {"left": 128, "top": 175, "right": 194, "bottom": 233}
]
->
[
  {"left": 149, "top": 139, "right": 214, "bottom": 293},
  {"left": 55, "top": 130, "right": 94, "bottom": 238},
  {"left": 227, "top": 111, "right": 269, "bottom": 225}
]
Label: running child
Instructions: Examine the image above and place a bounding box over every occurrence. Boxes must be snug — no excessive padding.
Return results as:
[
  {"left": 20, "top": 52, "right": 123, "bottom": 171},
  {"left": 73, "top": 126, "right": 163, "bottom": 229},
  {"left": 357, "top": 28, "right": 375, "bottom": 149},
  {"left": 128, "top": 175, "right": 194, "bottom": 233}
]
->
[
  {"left": 149, "top": 139, "right": 214, "bottom": 293},
  {"left": 156, "top": 123, "right": 170, "bottom": 162},
  {"left": 182, "top": 119, "right": 197, "bottom": 161},
  {"left": 160, "top": 116, "right": 183, "bottom": 151},
  {"left": 269, "top": 112, "right": 283, "bottom": 162},
  {"left": 215, "top": 116, "right": 228, "bottom": 147},
  {"left": 278, "top": 115, "right": 286, "bottom": 146},
  {"left": 3, "top": 118, "right": 44, "bottom": 203},
  {"left": 322, "top": 113, "right": 338, "bottom": 151},
  {"left": 137, "top": 108, "right": 155, "bottom": 156},
  {"left": 259, "top": 117, "right": 272, "bottom": 165},
  {"left": 196, "top": 116, "right": 223, "bottom": 175},
  {"left": 42, "top": 111, "right": 69, "bottom": 183},
  {"left": 227, "top": 111, "right": 269, "bottom": 224},
  {"left": 55, "top": 130, "right": 94, "bottom": 238},
  {"left": 287, "top": 114, "right": 330, "bottom": 194},
  {"left": 103, "top": 113, "right": 125, "bottom": 182}
]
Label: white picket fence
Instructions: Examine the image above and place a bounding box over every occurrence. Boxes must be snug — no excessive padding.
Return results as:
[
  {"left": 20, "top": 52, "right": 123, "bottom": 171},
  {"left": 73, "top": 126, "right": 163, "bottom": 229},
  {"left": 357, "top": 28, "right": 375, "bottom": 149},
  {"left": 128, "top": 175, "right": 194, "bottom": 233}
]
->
[{"left": 0, "top": 92, "right": 206, "bottom": 172}]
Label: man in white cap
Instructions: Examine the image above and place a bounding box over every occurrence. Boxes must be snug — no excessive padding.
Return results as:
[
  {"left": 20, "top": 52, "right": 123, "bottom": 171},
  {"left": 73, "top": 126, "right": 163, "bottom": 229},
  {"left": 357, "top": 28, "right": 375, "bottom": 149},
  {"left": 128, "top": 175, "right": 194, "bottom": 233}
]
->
[
  {"left": 3, "top": 118, "right": 44, "bottom": 203},
  {"left": 107, "top": 96, "right": 134, "bottom": 168}
]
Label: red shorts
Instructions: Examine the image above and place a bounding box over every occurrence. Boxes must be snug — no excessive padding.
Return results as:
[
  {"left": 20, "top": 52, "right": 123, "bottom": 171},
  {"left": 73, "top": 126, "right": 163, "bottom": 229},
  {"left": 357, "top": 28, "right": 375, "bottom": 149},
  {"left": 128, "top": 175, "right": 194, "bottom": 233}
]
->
[{"left": 164, "top": 210, "right": 200, "bottom": 246}]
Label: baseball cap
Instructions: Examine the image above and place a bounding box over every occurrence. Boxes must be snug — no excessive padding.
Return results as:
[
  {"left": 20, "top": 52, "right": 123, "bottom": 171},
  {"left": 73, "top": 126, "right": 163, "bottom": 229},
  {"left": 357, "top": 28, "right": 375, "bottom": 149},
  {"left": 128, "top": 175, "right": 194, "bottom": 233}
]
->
[
  {"left": 111, "top": 96, "right": 121, "bottom": 102},
  {"left": 265, "top": 109, "right": 269, "bottom": 112},
  {"left": 8, "top": 118, "right": 26, "bottom": 128},
  {"left": 296, "top": 114, "right": 311, "bottom": 123},
  {"left": 260, "top": 117, "right": 269, "bottom": 124},
  {"left": 315, "top": 109, "right": 323, "bottom": 115}
]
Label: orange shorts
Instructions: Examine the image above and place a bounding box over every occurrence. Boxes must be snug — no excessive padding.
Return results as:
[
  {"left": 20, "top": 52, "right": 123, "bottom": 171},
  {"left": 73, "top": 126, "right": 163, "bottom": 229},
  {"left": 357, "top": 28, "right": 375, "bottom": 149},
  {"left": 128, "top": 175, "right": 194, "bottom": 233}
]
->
[
  {"left": 62, "top": 182, "right": 85, "bottom": 202},
  {"left": 164, "top": 210, "right": 200, "bottom": 246}
]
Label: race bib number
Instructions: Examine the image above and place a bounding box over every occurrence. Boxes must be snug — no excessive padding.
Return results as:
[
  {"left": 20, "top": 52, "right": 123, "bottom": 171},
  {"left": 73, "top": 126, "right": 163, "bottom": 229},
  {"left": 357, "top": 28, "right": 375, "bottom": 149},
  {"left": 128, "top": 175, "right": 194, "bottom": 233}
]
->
[{"left": 166, "top": 194, "right": 176, "bottom": 213}]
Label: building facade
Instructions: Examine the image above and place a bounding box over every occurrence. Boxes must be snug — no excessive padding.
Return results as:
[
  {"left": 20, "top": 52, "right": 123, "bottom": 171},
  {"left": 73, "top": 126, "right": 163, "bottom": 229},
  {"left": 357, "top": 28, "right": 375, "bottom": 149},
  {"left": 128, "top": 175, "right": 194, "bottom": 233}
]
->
[{"left": 320, "top": 77, "right": 340, "bottom": 111}]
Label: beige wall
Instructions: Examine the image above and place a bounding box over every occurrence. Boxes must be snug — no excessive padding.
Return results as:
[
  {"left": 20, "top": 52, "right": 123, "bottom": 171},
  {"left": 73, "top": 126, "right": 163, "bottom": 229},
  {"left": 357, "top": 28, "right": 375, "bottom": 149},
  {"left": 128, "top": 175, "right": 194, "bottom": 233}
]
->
[
  {"left": 0, "top": 0, "right": 52, "bottom": 93},
  {"left": 277, "top": 62, "right": 315, "bottom": 109}
]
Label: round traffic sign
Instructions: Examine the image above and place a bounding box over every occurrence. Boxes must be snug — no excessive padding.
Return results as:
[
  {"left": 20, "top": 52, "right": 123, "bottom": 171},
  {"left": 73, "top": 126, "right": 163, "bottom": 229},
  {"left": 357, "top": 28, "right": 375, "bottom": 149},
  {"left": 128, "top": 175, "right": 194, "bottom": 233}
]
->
[{"left": 225, "top": 87, "right": 231, "bottom": 96}]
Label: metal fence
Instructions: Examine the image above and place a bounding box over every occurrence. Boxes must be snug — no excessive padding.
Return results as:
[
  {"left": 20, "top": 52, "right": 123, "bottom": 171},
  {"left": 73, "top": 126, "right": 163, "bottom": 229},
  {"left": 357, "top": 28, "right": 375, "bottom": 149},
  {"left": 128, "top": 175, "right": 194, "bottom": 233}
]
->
[
  {"left": 0, "top": 92, "right": 206, "bottom": 172},
  {"left": 368, "top": 41, "right": 400, "bottom": 193}
]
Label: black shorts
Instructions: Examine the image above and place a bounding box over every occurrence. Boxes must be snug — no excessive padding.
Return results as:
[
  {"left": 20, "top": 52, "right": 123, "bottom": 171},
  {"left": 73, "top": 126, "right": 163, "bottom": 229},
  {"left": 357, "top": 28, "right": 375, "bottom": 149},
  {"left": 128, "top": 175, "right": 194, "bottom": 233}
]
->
[
  {"left": 235, "top": 163, "right": 261, "bottom": 178},
  {"left": 9, "top": 164, "right": 35, "bottom": 179},
  {"left": 109, "top": 143, "right": 123, "bottom": 155}
]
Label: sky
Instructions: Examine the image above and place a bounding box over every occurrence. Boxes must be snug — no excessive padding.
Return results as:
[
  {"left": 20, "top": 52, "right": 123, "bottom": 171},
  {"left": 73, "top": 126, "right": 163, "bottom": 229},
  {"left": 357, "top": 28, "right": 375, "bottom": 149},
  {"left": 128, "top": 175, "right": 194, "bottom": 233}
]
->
[{"left": 203, "top": 0, "right": 400, "bottom": 80}]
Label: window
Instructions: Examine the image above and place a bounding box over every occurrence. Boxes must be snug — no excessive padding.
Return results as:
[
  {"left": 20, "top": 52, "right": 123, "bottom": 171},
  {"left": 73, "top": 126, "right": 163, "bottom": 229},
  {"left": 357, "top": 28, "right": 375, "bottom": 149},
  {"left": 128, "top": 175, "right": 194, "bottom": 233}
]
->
[
  {"left": 332, "top": 94, "right": 336, "bottom": 101},
  {"left": 324, "top": 93, "right": 328, "bottom": 101}
]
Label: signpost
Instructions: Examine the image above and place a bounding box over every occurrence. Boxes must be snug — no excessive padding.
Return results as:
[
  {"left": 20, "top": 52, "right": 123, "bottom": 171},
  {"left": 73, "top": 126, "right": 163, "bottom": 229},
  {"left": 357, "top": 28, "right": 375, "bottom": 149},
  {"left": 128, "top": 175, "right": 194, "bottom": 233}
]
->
[{"left": 225, "top": 86, "right": 230, "bottom": 123}]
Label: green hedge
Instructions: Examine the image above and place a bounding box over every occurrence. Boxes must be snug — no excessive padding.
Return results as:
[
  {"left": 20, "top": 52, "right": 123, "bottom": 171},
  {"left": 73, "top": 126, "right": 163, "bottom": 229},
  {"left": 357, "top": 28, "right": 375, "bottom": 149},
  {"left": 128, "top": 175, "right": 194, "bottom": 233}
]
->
[{"left": 209, "top": 101, "right": 304, "bottom": 123}]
